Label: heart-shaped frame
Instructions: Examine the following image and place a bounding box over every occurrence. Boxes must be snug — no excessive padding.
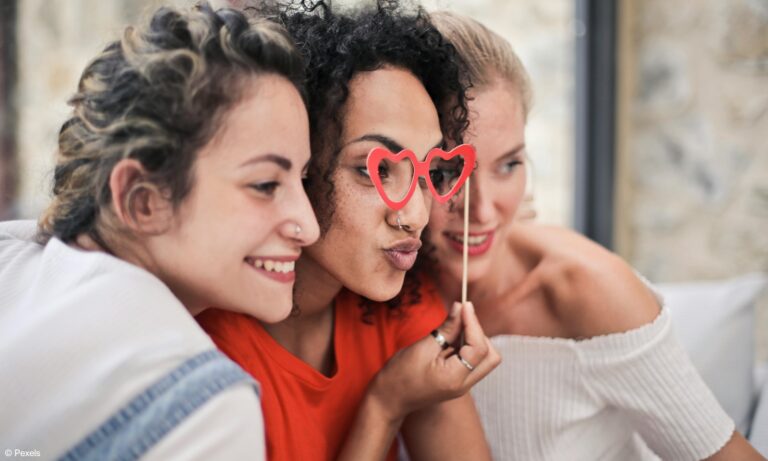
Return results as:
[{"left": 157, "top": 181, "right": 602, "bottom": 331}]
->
[{"left": 366, "top": 144, "right": 476, "bottom": 210}]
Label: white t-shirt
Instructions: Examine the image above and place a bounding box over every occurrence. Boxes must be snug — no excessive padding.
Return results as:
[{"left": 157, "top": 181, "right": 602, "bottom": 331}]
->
[{"left": 0, "top": 220, "right": 265, "bottom": 460}]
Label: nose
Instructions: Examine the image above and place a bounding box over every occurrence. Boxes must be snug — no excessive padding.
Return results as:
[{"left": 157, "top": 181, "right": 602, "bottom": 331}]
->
[
  {"left": 281, "top": 184, "right": 321, "bottom": 246},
  {"left": 395, "top": 186, "right": 431, "bottom": 233},
  {"left": 456, "top": 174, "right": 494, "bottom": 225}
]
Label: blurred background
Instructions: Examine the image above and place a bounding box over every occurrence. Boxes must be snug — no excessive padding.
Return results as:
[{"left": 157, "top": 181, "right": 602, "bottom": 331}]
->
[{"left": 0, "top": 0, "right": 766, "bottom": 362}]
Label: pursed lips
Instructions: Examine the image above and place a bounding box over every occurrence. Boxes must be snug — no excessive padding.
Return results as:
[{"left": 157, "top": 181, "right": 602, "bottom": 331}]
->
[{"left": 382, "top": 238, "right": 422, "bottom": 271}]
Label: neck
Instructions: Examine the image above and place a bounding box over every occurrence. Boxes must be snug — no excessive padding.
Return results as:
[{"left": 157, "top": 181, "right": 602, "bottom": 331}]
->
[
  {"left": 293, "top": 252, "right": 344, "bottom": 318},
  {"left": 259, "top": 251, "right": 341, "bottom": 374},
  {"left": 436, "top": 238, "right": 525, "bottom": 310}
]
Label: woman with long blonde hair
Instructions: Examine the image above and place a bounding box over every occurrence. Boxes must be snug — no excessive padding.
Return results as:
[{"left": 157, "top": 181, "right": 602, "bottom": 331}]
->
[{"left": 425, "top": 10, "right": 765, "bottom": 461}]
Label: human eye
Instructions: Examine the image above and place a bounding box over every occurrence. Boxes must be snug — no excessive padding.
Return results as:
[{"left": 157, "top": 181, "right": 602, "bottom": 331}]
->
[
  {"left": 428, "top": 168, "right": 446, "bottom": 189},
  {"left": 249, "top": 181, "right": 280, "bottom": 196},
  {"left": 429, "top": 158, "right": 462, "bottom": 191},
  {"left": 499, "top": 159, "right": 523, "bottom": 175},
  {"left": 355, "top": 163, "right": 388, "bottom": 180},
  {"left": 355, "top": 166, "right": 371, "bottom": 178}
]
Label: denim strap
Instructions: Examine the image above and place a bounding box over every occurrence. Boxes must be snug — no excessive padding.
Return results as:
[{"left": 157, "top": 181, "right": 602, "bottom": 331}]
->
[{"left": 57, "top": 349, "right": 258, "bottom": 461}]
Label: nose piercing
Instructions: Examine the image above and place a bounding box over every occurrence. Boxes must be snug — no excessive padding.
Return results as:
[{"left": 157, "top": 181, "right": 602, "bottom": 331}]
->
[
  {"left": 396, "top": 212, "right": 404, "bottom": 230},
  {"left": 294, "top": 224, "right": 302, "bottom": 236}
]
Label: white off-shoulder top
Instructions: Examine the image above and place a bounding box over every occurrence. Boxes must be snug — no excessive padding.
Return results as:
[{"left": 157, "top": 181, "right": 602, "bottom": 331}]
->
[{"left": 471, "top": 304, "right": 735, "bottom": 460}]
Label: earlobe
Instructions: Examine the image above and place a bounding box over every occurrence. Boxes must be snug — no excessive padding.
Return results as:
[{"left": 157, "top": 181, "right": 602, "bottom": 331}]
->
[{"left": 109, "top": 159, "right": 173, "bottom": 235}]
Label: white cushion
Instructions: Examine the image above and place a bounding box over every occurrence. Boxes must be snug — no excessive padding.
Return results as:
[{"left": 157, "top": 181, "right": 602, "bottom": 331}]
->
[
  {"left": 655, "top": 273, "right": 767, "bottom": 435},
  {"left": 751, "top": 363, "right": 768, "bottom": 455}
]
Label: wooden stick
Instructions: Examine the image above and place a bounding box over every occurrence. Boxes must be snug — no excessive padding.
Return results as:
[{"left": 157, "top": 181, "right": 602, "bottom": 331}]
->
[{"left": 462, "top": 177, "right": 470, "bottom": 304}]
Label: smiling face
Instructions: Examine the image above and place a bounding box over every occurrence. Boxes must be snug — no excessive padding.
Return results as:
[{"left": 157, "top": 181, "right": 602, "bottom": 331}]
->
[
  {"left": 149, "top": 74, "right": 320, "bottom": 322},
  {"left": 301, "top": 67, "right": 444, "bottom": 302},
  {"left": 426, "top": 81, "right": 527, "bottom": 284}
]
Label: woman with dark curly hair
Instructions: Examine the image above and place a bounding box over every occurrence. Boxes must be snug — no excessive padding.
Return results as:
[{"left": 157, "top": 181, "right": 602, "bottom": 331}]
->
[
  {"left": 197, "top": 1, "right": 499, "bottom": 460},
  {"left": 0, "top": 3, "right": 320, "bottom": 459}
]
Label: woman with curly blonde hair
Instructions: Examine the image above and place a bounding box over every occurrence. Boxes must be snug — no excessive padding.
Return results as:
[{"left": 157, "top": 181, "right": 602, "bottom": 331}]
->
[{"left": 0, "top": 3, "right": 319, "bottom": 459}]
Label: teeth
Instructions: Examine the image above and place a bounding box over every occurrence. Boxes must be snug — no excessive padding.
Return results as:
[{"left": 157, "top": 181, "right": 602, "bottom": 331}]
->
[
  {"left": 248, "top": 258, "right": 295, "bottom": 273},
  {"left": 449, "top": 233, "right": 488, "bottom": 246}
]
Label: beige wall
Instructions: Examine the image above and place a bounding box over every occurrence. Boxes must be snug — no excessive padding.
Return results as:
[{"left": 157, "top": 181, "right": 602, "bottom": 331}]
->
[
  {"left": 14, "top": 0, "right": 184, "bottom": 217},
  {"left": 615, "top": 0, "right": 768, "bottom": 360}
]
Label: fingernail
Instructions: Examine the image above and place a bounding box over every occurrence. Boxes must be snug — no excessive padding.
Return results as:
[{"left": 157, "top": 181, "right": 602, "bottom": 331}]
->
[
  {"left": 465, "top": 302, "right": 474, "bottom": 314},
  {"left": 452, "top": 302, "right": 462, "bottom": 316}
]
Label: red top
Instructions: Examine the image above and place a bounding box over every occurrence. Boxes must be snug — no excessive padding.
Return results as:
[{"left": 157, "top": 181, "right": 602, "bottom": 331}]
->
[{"left": 196, "top": 279, "right": 447, "bottom": 461}]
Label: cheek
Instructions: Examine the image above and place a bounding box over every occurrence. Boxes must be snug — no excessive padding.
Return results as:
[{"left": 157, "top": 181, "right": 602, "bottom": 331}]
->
[
  {"left": 316, "top": 190, "right": 379, "bottom": 260},
  {"left": 427, "top": 205, "right": 451, "bottom": 237},
  {"left": 498, "top": 176, "right": 527, "bottom": 222},
  {"left": 196, "top": 195, "right": 278, "bottom": 256}
]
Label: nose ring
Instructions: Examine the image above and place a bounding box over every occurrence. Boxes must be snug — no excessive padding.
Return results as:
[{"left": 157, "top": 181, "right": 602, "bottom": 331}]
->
[
  {"left": 396, "top": 212, "right": 404, "bottom": 230},
  {"left": 294, "top": 224, "right": 302, "bottom": 236}
]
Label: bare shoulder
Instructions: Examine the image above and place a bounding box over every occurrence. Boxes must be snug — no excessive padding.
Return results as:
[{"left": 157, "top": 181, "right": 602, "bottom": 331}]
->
[{"left": 508, "top": 224, "right": 661, "bottom": 339}]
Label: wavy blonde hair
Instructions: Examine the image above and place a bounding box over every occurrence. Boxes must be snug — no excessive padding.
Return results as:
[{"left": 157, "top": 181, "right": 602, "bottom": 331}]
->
[
  {"left": 430, "top": 11, "right": 532, "bottom": 119},
  {"left": 39, "top": 1, "right": 305, "bottom": 246}
]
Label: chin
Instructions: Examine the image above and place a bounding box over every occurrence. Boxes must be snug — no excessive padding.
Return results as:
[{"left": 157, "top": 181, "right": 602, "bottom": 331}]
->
[
  {"left": 357, "top": 274, "right": 404, "bottom": 302},
  {"left": 441, "top": 259, "right": 486, "bottom": 285},
  {"left": 243, "top": 291, "right": 294, "bottom": 324},
  {"left": 467, "top": 258, "right": 492, "bottom": 283},
  {"left": 254, "top": 303, "right": 293, "bottom": 324}
]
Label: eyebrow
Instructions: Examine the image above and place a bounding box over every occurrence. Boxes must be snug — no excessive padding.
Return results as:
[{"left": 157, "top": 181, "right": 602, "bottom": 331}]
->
[
  {"left": 346, "top": 134, "right": 445, "bottom": 156},
  {"left": 495, "top": 144, "right": 526, "bottom": 162},
  {"left": 239, "top": 153, "right": 292, "bottom": 171}
]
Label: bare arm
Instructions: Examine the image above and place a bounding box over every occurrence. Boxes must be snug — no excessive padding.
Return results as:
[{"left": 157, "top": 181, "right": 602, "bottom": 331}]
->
[
  {"left": 705, "top": 432, "right": 766, "bottom": 461},
  {"left": 336, "top": 302, "right": 500, "bottom": 461},
  {"left": 336, "top": 393, "right": 404, "bottom": 461},
  {"left": 401, "top": 394, "right": 491, "bottom": 461}
]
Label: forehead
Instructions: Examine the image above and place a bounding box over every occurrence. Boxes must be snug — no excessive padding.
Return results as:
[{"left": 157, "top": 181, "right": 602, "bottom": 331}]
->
[
  {"left": 467, "top": 83, "right": 525, "bottom": 138},
  {"left": 341, "top": 67, "right": 442, "bottom": 153},
  {"left": 464, "top": 83, "right": 525, "bottom": 156},
  {"left": 202, "top": 74, "right": 310, "bottom": 164}
]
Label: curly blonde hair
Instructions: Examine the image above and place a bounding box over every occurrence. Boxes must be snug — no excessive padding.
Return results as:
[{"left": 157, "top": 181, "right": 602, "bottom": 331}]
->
[{"left": 39, "top": 1, "right": 305, "bottom": 246}]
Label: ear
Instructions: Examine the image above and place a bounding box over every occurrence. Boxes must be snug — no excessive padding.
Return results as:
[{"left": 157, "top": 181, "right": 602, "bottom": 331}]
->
[{"left": 109, "top": 158, "right": 173, "bottom": 235}]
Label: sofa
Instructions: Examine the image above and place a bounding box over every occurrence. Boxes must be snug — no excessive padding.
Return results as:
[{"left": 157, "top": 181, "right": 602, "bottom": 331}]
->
[{"left": 655, "top": 273, "right": 768, "bottom": 454}]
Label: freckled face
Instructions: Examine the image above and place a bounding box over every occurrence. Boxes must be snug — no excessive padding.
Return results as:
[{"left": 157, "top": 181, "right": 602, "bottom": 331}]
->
[
  {"left": 426, "top": 82, "right": 527, "bottom": 283},
  {"left": 303, "top": 67, "right": 444, "bottom": 301}
]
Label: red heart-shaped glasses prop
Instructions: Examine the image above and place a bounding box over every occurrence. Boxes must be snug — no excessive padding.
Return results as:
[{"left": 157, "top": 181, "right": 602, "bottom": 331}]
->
[{"left": 366, "top": 144, "right": 476, "bottom": 211}]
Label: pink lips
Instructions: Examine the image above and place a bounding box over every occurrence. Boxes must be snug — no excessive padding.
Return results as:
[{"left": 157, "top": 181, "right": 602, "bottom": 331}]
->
[
  {"left": 383, "top": 238, "right": 422, "bottom": 271},
  {"left": 444, "top": 230, "right": 495, "bottom": 257}
]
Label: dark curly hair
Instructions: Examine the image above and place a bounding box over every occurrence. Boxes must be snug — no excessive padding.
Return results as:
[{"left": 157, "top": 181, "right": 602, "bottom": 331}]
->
[
  {"left": 247, "top": 0, "right": 470, "bottom": 233},
  {"left": 39, "top": 2, "right": 305, "bottom": 247},
  {"left": 243, "top": 0, "right": 469, "bottom": 319}
]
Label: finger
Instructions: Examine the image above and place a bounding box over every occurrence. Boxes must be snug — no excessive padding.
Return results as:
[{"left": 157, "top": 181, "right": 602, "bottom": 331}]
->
[
  {"left": 458, "top": 302, "right": 486, "bottom": 350},
  {"left": 461, "top": 338, "right": 501, "bottom": 387},
  {"left": 438, "top": 346, "right": 456, "bottom": 360},
  {"left": 452, "top": 303, "right": 493, "bottom": 376},
  {"left": 436, "top": 302, "right": 464, "bottom": 344}
]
